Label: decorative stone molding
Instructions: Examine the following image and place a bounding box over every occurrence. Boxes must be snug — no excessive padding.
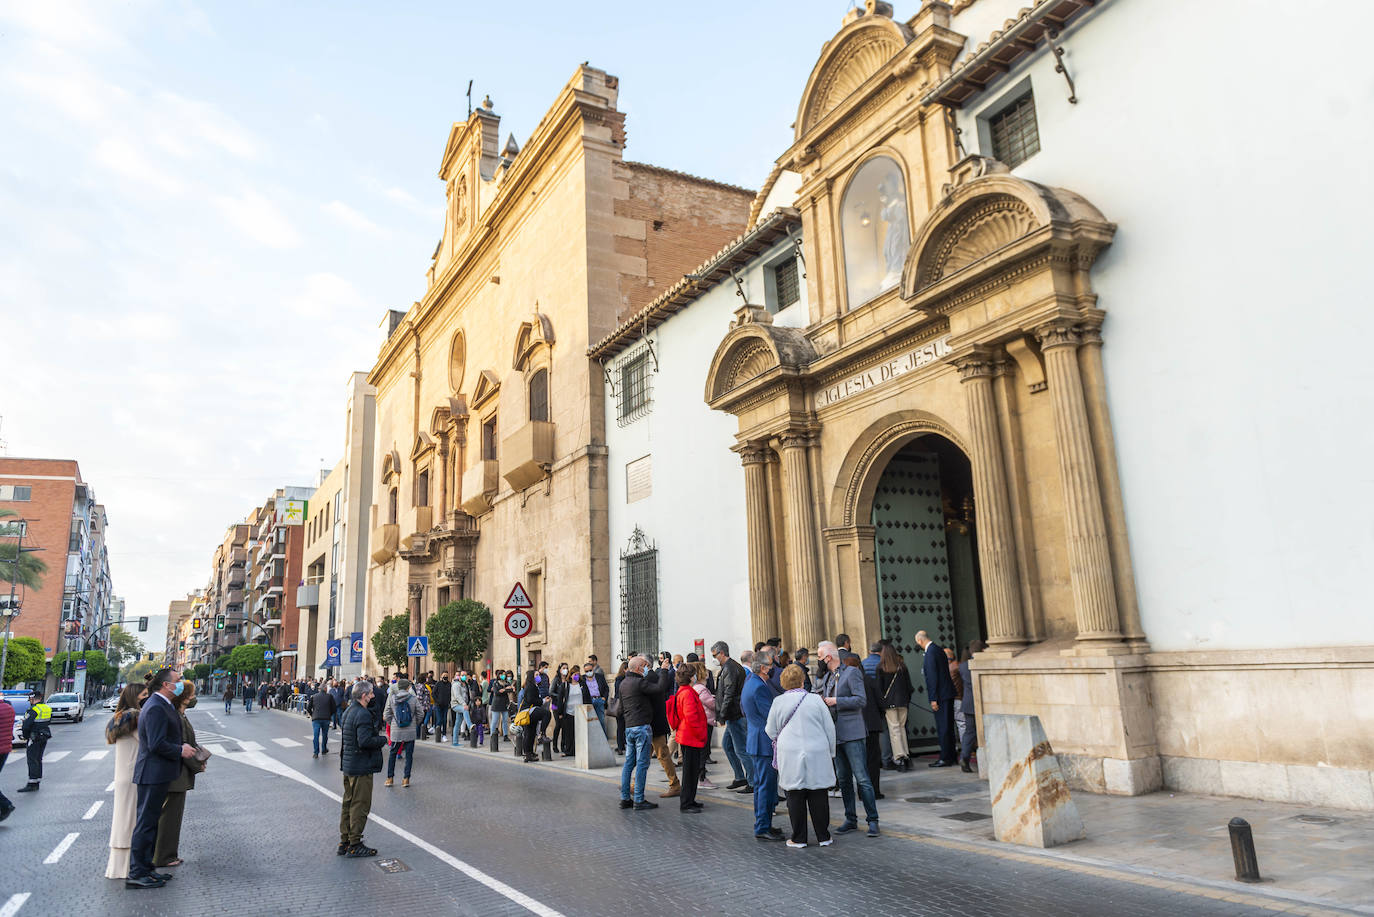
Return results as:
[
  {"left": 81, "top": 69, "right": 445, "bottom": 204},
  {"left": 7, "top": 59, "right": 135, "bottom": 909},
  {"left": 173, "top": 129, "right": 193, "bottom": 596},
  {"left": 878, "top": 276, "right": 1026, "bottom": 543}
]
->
[
  {"left": 836, "top": 415, "right": 969, "bottom": 527},
  {"left": 1034, "top": 319, "right": 1082, "bottom": 352},
  {"left": 794, "top": 4, "right": 912, "bottom": 141},
  {"left": 921, "top": 196, "right": 1037, "bottom": 289}
]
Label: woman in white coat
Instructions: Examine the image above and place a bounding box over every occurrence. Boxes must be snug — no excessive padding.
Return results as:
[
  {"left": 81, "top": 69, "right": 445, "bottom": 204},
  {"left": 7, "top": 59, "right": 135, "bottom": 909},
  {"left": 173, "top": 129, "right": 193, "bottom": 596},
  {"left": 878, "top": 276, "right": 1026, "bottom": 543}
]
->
[
  {"left": 104, "top": 681, "right": 148, "bottom": 879},
  {"left": 765, "top": 663, "right": 836, "bottom": 848}
]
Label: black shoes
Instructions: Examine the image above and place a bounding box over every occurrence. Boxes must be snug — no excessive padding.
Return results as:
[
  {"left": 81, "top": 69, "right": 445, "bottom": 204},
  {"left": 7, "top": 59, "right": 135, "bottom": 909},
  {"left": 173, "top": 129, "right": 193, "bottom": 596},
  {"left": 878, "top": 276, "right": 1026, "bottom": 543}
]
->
[
  {"left": 337, "top": 842, "right": 349, "bottom": 855},
  {"left": 960, "top": 760, "right": 973, "bottom": 773},
  {"left": 681, "top": 802, "right": 703, "bottom": 813},
  {"left": 0, "top": 803, "right": 13, "bottom": 822},
  {"left": 313, "top": 753, "right": 319, "bottom": 759},
  {"left": 726, "top": 778, "right": 747, "bottom": 789},
  {"left": 152, "top": 872, "right": 173, "bottom": 881},
  {"left": 619, "top": 799, "right": 634, "bottom": 809},
  {"left": 633, "top": 800, "right": 658, "bottom": 811},
  {"left": 834, "top": 821, "right": 860, "bottom": 834},
  {"left": 754, "top": 831, "right": 783, "bottom": 842},
  {"left": 346, "top": 843, "right": 377, "bottom": 858},
  {"left": 125, "top": 876, "right": 165, "bottom": 889},
  {"left": 16, "top": 783, "right": 38, "bottom": 793},
  {"left": 929, "top": 759, "right": 952, "bottom": 768},
  {"left": 734, "top": 784, "right": 754, "bottom": 794}
]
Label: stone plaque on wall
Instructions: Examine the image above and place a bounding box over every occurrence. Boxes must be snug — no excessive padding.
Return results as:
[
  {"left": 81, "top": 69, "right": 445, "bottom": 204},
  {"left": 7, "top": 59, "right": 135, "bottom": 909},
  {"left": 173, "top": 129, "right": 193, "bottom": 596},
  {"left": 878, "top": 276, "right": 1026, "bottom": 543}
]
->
[{"left": 626, "top": 455, "right": 652, "bottom": 503}]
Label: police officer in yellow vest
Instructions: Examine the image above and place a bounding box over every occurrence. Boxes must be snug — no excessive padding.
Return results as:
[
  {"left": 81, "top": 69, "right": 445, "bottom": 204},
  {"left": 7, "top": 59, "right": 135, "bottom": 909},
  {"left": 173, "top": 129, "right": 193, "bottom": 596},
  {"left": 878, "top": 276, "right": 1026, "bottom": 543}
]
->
[{"left": 17, "top": 690, "right": 52, "bottom": 793}]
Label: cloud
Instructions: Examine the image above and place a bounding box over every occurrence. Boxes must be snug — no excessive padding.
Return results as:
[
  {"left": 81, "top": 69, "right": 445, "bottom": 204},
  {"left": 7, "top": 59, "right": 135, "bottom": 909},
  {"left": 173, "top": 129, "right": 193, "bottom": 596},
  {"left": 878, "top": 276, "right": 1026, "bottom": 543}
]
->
[
  {"left": 284, "top": 272, "right": 368, "bottom": 319},
  {"left": 212, "top": 190, "right": 301, "bottom": 248},
  {"left": 154, "top": 91, "right": 259, "bottom": 160},
  {"left": 322, "top": 200, "right": 386, "bottom": 236},
  {"left": 92, "top": 137, "right": 186, "bottom": 195}
]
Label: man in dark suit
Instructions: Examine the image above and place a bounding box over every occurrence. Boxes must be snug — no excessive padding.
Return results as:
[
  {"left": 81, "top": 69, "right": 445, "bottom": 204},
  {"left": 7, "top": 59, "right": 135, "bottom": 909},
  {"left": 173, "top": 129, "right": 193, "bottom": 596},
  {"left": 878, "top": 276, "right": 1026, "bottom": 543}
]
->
[
  {"left": 128, "top": 668, "right": 196, "bottom": 889},
  {"left": 915, "top": 630, "right": 958, "bottom": 767}
]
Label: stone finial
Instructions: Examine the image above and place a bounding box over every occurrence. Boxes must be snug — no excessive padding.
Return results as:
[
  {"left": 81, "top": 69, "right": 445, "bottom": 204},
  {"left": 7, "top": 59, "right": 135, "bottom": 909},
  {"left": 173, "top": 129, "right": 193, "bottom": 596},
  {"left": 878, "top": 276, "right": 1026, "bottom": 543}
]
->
[{"left": 731, "top": 303, "right": 773, "bottom": 329}]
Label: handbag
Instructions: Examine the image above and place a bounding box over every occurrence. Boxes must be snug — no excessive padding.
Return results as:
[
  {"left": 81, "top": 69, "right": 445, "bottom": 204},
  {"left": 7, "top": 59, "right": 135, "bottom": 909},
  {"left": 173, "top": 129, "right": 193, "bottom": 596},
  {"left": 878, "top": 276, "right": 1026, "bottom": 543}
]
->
[
  {"left": 512, "top": 707, "right": 532, "bottom": 728},
  {"left": 605, "top": 695, "right": 622, "bottom": 719}
]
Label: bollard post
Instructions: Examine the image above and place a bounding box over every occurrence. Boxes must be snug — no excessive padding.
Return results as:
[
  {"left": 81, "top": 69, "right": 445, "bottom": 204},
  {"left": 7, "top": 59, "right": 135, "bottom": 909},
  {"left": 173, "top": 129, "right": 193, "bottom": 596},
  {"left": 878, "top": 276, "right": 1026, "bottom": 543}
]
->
[
  {"left": 489, "top": 730, "right": 500, "bottom": 752},
  {"left": 469, "top": 727, "right": 478, "bottom": 748},
  {"left": 1229, "top": 817, "right": 1262, "bottom": 882},
  {"left": 541, "top": 736, "right": 553, "bottom": 761}
]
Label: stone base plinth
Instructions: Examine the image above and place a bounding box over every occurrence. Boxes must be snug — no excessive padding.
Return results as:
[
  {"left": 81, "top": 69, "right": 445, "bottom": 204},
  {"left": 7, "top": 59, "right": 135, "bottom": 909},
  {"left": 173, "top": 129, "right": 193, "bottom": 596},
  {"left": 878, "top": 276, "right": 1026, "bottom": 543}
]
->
[{"left": 573, "top": 704, "right": 616, "bottom": 769}]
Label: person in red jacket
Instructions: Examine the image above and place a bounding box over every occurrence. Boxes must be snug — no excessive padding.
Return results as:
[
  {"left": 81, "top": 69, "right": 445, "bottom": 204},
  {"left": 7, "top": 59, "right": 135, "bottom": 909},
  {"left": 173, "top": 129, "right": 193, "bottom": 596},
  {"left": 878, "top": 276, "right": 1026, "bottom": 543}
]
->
[
  {"left": 666, "top": 665, "right": 707, "bottom": 814},
  {"left": 0, "top": 697, "right": 14, "bottom": 820}
]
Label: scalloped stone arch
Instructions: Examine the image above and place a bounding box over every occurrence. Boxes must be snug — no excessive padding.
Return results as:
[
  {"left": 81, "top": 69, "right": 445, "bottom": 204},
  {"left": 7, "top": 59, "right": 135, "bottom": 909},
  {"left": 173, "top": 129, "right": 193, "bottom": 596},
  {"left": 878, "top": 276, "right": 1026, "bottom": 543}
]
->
[
  {"left": 705, "top": 329, "right": 780, "bottom": 402},
  {"left": 829, "top": 411, "right": 969, "bottom": 528},
  {"left": 796, "top": 15, "right": 910, "bottom": 140}
]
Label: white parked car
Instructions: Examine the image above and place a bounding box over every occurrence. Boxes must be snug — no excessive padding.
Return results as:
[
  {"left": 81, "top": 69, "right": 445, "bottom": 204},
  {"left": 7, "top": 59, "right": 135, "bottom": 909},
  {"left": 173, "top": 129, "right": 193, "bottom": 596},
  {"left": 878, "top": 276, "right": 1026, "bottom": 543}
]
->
[
  {"left": 103, "top": 695, "right": 119, "bottom": 710},
  {"left": 46, "top": 692, "right": 85, "bottom": 722}
]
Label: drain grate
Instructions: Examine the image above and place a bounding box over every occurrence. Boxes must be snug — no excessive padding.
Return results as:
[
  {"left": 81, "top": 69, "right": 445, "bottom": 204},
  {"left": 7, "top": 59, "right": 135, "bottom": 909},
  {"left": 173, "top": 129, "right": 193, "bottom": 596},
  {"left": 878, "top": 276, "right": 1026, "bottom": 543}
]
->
[
  {"left": 1292, "top": 815, "right": 1341, "bottom": 826},
  {"left": 377, "top": 858, "right": 411, "bottom": 873},
  {"left": 905, "top": 795, "right": 952, "bottom": 804},
  {"left": 942, "top": 811, "right": 992, "bottom": 822}
]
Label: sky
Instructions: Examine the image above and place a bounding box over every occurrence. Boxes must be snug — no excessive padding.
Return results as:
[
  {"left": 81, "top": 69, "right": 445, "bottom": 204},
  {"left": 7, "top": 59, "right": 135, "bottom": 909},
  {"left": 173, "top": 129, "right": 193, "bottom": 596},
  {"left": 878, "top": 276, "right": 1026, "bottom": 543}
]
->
[{"left": 0, "top": 0, "right": 854, "bottom": 644}]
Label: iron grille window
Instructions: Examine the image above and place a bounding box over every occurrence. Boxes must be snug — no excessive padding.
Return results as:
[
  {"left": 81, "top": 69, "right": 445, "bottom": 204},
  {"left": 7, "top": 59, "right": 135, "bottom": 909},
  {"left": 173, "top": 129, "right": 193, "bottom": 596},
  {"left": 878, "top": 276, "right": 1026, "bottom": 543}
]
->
[
  {"left": 616, "top": 347, "right": 654, "bottom": 426},
  {"left": 619, "top": 532, "right": 659, "bottom": 657},
  {"left": 989, "top": 90, "right": 1040, "bottom": 168},
  {"left": 773, "top": 259, "right": 800, "bottom": 312}
]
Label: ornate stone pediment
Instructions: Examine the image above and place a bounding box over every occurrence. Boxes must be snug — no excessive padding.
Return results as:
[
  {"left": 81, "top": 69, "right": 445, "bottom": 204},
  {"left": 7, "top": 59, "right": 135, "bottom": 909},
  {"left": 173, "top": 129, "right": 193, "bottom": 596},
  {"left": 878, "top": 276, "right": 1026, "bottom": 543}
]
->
[
  {"left": 920, "top": 195, "right": 1037, "bottom": 287},
  {"left": 704, "top": 323, "right": 818, "bottom": 405},
  {"left": 795, "top": 3, "right": 911, "bottom": 140},
  {"left": 470, "top": 369, "right": 501, "bottom": 409}
]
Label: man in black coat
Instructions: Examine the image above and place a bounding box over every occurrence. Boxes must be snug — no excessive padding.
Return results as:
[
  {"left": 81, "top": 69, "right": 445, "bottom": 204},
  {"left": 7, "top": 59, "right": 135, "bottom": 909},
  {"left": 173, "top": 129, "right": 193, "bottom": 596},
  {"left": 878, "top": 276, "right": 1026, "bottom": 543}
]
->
[
  {"left": 308, "top": 686, "right": 336, "bottom": 758},
  {"left": 430, "top": 674, "right": 452, "bottom": 743},
  {"left": 128, "top": 668, "right": 196, "bottom": 889},
  {"left": 339, "top": 682, "right": 386, "bottom": 857},
  {"left": 915, "top": 630, "right": 958, "bottom": 766},
  {"left": 709, "top": 641, "right": 749, "bottom": 790},
  {"left": 648, "top": 660, "right": 680, "bottom": 799}
]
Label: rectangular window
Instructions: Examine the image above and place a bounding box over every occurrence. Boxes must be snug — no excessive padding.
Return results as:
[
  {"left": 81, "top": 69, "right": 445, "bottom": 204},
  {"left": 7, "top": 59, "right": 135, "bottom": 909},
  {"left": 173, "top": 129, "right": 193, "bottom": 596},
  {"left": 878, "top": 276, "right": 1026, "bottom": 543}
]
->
[
  {"left": 617, "top": 348, "right": 653, "bottom": 426},
  {"left": 0, "top": 485, "right": 32, "bottom": 501},
  {"left": 69, "top": 519, "right": 82, "bottom": 552},
  {"left": 416, "top": 469, "right": 430, "bottom": 507},
  {"left": 620, "top": 543, "right": 659, "bottom": 658},
  {"left": 772, "top": 258, "right": 800, "bottom": 313},
  {"left": 989, "top": 89, "right": 1040, "bottom": 168},
  {"left": 482, "top": 416, "right": 498, "bottom": 461}
]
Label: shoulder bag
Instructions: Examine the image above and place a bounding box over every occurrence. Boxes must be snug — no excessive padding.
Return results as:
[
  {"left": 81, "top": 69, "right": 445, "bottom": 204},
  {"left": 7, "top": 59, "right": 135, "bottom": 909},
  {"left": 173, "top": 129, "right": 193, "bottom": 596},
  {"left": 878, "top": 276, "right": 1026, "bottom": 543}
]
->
[{"left": 770, "top": 693, "right": 808, "bottom": 771}]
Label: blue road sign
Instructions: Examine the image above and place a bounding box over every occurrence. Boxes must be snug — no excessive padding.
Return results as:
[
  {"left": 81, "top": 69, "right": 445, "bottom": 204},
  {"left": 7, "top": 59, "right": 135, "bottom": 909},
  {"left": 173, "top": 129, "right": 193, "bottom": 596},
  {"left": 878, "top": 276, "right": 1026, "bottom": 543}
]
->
[
  {"left": 264, "top": 649, "right": 275, "bottom": 663},
  {"left": 406, "top": 635, "right": 429, "bottom": 657}
]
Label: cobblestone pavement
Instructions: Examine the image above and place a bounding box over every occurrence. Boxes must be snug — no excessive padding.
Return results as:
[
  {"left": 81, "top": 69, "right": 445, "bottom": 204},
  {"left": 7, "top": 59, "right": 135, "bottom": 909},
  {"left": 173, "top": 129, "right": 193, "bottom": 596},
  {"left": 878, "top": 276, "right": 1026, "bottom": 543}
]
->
[{"left": 0, "top": 706, "right": 1364, "bottom": 917}]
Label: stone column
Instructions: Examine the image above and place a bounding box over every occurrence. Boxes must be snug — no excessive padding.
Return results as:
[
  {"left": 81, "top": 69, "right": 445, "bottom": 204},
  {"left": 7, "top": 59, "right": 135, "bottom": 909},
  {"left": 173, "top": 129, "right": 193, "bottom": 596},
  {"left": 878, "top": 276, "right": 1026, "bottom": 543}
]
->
[
  {"left": 407, "top": 583, "right": 424, "bottom": 677},
  {"left": 778, "top": 429, "right": 825, "bottom": 651},
  {"left": 436, "top": 431, "right": 450, "bottom": 521},
  {"left": 955, "top": 351, "right": 1028, "bottom": 651},
  {"left": 1077, "top": 315, "right": 1146, "bottom": 649},
  {"left": 739, "top": 442, "right": 778, "bottom": 645},
  {"left": 1035, "top": 320, "right": 1125, "bottom": 649}
]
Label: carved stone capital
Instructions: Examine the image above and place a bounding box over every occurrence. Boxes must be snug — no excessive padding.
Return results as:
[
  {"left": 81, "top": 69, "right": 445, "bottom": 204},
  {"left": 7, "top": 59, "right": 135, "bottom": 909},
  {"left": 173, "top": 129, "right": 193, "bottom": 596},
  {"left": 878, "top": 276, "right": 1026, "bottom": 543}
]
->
[
  {"left": 953, "top": 349, "right": 1004, "bottom": 382},
  {"left": 777, "top": 429, "right": 815, "bottom": 451},
  {"left": 1034, "top": 319, "right": 1082, "bottom": 352},
  {"left": 738, "top": 441, "right": 771, "bottom": 466},
  {"left": 406, "top": 584, "right": 425, "bottom": 600},
  {"left": 1077, "top": 309, "right": 1106, "bottom": 347}
]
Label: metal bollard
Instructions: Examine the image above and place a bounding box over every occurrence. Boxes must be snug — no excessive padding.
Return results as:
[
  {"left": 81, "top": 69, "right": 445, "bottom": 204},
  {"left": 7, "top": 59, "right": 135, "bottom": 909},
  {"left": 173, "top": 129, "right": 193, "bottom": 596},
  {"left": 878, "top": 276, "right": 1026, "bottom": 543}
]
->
[
  {"left": 1229, "top": 817, "right": 1262, "bottom": 882},
  {"left": 489, "top": 730, "right": 499, "bottom": 752},
  {"left": 469, "top": 727, "right": 478, "bottom": 748},
  {"left": 541, "top": 737, "right": 553, "bottom": 761}
]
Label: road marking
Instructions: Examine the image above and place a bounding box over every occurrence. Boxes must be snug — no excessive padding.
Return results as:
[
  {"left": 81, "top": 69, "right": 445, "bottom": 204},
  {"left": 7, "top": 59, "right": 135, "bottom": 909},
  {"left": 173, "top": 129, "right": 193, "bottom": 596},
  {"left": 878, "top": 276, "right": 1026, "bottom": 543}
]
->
[
  {"left": 0, "top": 893, "right": 31, "bottom": 917},
  {"left": 82, "top": 800, "right": 104, "bottom": 820},
  {"left": 45, "top": 751, "right": 69, "bottom": 763},
  {"left": 239, "top": 740, "right": 263, "bottom": 751},
  {"left": 105, "top": 781, "right": 115, "bottom": 792},
  {"left": 204, "top": 743, "right": 227, "bottom": 756},
  {"left": 81, "top": 749, "right": 109, "bottom": 761},
  {"left": 270, "top": 737, "right": 302, "bottom": 747},
  {"left": 217, "top": 747, "right": 564, "bottom": 917},
  {"left": 43, "top": 832, "right": 79, "bottom": 864}
]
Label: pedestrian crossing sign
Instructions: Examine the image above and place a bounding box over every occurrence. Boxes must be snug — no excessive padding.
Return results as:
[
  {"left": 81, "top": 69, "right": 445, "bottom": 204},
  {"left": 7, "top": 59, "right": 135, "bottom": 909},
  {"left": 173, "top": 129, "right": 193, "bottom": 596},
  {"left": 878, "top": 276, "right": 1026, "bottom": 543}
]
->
[{"left": 407, "top": 635, "right": 429, "bottom": 657}]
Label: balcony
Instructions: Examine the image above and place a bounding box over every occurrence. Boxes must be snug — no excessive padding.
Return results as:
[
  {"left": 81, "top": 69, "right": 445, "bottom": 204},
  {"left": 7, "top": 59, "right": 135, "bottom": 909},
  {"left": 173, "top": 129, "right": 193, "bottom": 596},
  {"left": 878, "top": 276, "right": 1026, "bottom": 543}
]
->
[
  {"left": 370, "top": 523, "right": 399, "bottom": 564},
  {"left": 229, "top": 546, "right": 247, "bottom": 566},
  {"left": 297, "top": 580, "right": 321, "bottom": 608},
  {"left": 502, "top": 420, "right": 555, "bottom": 491},
  {"left": 227, "top": 568, "right": 245, "bottom": 587},
  {"left": 225, "top": 587, "right": 244, "bottom": 606},
  {"left": 461, "top": 460, "right": 499, "bottom": 516}
]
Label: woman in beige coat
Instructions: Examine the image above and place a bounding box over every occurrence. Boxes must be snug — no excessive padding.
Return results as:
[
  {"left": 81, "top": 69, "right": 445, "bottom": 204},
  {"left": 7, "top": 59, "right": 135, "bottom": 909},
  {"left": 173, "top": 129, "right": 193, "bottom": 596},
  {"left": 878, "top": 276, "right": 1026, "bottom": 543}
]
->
[
  {"left": 104, "top": 682, "right": 148, "bottom": 879},
  {"left": 155, "top": 680, "right": 206, "bottom": 868}
]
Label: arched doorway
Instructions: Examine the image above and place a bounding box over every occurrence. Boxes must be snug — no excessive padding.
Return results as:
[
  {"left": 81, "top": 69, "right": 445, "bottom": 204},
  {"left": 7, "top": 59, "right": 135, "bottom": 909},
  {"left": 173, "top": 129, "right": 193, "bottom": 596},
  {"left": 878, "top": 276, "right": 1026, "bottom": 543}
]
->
[{"left": 870, "top": 434, "right": 985, "bottom": 751}]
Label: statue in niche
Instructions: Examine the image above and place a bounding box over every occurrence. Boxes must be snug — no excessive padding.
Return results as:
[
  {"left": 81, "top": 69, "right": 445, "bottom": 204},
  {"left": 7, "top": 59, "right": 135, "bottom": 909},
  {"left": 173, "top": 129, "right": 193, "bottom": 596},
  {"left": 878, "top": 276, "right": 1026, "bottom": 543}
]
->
[
  {"left": 454, "top": 174, "right": 468, "bottom": 230},
  {"left": 879, "top": 177, "right": 909, "bottom": 287}
]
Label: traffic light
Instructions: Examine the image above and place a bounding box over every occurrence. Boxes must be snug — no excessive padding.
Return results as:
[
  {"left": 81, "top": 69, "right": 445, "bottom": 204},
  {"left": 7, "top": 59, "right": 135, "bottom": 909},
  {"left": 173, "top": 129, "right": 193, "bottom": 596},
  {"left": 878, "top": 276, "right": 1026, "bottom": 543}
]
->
[
  {"left": 192, "top": 617, "right": 202, "bottom": 630},
  {"left": 215, "top": 614, "right": 226, "bottom": 630},
  {"left": 178, "top": 640, "right": 185, "bottom": 652}
]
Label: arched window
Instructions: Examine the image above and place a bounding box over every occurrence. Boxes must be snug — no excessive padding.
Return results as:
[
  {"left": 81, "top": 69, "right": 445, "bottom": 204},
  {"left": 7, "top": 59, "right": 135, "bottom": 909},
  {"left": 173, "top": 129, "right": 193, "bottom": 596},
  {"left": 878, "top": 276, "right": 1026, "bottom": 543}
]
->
[
  {"left": 840, "top": 156, "right": 909, "bottom": 309},
  {"left": 416, "top": 469, "right": 430, "bottom": 507},
  {"left": 528, "top": 369, "right": 549, "bottom": 422}
]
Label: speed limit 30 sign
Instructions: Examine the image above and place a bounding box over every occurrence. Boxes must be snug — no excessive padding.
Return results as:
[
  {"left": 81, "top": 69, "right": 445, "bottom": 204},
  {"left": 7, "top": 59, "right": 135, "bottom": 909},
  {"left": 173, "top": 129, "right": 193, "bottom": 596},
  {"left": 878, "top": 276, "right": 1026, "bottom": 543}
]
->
[{"left": 504, "top": 610, "right": 532, "bottom": 639}]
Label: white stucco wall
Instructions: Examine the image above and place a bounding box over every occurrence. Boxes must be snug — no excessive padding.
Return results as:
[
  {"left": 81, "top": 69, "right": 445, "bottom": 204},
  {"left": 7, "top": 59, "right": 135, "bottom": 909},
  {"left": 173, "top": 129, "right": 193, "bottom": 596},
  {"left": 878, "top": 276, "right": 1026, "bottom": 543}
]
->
[
  {"left": 950, "top": 0, "right": 1374, "bottom": 650},
  {"left": 605, "top": 237, "right": 807, "bottom": 662}
]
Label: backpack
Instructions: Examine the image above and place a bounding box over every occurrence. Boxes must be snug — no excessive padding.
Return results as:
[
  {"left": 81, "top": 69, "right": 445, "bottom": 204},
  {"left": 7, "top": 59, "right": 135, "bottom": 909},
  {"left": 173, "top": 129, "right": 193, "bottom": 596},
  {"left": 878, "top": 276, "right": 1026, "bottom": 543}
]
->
[{"left": 395, "top": 696, "right": 413, "bottom": 729}]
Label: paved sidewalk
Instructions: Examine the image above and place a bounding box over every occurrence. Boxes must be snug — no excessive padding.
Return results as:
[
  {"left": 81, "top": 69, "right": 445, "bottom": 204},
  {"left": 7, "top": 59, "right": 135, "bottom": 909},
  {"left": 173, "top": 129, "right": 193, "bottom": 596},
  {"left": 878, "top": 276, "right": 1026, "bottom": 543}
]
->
[{"left": 420, "top": 721, "right": 1373, "bottom": 916}]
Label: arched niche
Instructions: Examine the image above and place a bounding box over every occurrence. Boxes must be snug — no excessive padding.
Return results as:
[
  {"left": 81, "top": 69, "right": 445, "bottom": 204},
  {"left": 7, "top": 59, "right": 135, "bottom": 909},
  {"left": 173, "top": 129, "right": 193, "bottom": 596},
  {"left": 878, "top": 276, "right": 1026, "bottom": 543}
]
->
[
  {"left": 841, "top": 153, "right": 911, "bottom": 309},
  {"left": 795, "top": 5, "right": 911, "bottom": 140}
]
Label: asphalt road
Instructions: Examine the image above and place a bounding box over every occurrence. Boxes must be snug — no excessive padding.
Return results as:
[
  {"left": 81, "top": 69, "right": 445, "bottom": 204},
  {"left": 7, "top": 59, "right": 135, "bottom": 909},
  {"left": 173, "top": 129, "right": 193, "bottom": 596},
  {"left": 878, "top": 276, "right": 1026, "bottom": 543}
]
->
[{"left": 0, "top": 704, "right": 1296, "bottom": 917}]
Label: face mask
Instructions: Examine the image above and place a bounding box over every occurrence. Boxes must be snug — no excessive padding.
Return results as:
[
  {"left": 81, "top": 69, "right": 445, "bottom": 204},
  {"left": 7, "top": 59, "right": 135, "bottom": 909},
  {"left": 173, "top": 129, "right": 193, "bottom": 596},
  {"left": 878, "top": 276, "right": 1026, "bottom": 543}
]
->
[
  {"left": 186, "top": 696, "right": 198, "bottom": 708},
  {"left": 560, "top": 668, "right": 568, "bottom": 675},
  {"left": 171, "top": 681, "right": 185, "bottom": 697},
  {"left": 460, "top": 676, "right": 467, "bottom": 682}
]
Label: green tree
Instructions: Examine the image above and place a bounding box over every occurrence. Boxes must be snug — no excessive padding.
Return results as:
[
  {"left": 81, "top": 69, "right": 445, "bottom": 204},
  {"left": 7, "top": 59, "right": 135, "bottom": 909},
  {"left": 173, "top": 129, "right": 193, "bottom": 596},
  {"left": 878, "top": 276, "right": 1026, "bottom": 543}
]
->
[
  {"left": 370, "top": 613, "right": 409, "bottom": 671},
  {"left": 124, "top": 657, "right": 161, "bottom": 686},
  {"left": 191, "top": 662, "right": 213, "bottom": 680},
  {"left": 51, "top": 650, "right": 114, "bottom": 685},
  {"left": 106, "top": 624, "right": 143, "bottom": 670},
  {"left": 0, "top": 508, "right": 49, "bottom": 591},
  {"left": 226, "top": 643, "right": 268, "bottom": 675},
  {"left": 0, "top": 636, "right": 46, "bottom": 687},
  {"left": 427, "top": 600, "right": 491, "bottom": 667}
]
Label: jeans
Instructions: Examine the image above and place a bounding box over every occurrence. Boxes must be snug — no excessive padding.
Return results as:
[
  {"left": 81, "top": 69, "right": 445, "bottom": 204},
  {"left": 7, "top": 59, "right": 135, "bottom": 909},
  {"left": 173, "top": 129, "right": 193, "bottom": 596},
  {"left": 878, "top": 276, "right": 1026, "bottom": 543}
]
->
[
  {"left": 720, "top": 717, "right": 748, "bottom": 783},
  {"left": 332, "top": 706, "right": 343, "bottom": 729},
  {"left": 451, "top": 707, "right": 472, "bottom": 745},
  {"left": 749, "top": 754, "right": 778, "bottom": 836},
  {"left": 312, "top": 720, "right": 330, "bottom": 754},
  {"left": 224, "top": 699, "right": 232, "bottom": 714},
  {"left": 243, "top": 696, "right": 253, "bottom": 712},
  {"left": 590, "top": 697, "right": 607, "bottom": 736},
  {"left": 835, "top": 738, "right": 879, "bottom": 826},
  {"left": 620, "top": 724, "right": 652, "bottom": 803},
  {"left": 491, "top": 709, "right": 509, "bottom": 738},
  {"left": 387, "top": 741, "right": 413, "bottom": 779}
]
